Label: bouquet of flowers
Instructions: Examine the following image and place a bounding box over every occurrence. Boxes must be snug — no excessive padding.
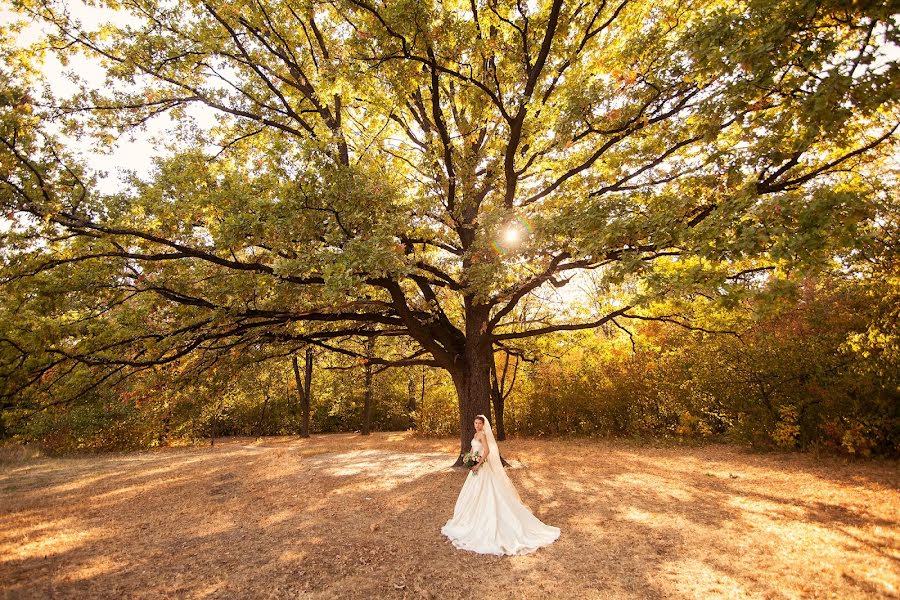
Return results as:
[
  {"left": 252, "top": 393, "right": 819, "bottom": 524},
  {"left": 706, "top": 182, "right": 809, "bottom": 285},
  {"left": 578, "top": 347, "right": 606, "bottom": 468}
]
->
[{"left": 462, "top": 450, "right": 481, "bottom": 473}]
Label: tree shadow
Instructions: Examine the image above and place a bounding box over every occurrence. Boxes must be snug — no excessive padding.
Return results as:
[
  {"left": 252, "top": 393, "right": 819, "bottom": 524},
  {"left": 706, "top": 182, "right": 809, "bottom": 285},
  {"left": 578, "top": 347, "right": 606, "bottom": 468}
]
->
[{"left": 1, "top": 434, "right": 897, "bottom": 599}]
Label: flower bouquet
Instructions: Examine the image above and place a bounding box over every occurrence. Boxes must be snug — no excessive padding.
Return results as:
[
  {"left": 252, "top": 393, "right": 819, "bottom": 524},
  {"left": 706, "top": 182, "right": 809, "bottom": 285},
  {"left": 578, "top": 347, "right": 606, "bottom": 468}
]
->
[{"left": 462, "top": 450, "right": 481, "bottom": 474}]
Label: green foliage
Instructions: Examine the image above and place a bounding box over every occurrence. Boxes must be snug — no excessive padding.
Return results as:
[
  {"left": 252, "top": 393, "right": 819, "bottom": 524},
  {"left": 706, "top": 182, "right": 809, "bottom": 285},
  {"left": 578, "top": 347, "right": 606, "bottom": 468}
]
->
[
  {"left": 6, "top": 271, "right": 897, "bottom": 458},
  {"left": 23, "top": 393, "right": 150, "bottom": 453},
  {"left": 1, "top": 0, "right": 897, "bottom": 453},
  {"left": 523, "top": 345, "right": 678, "bottom": 436},
  {"left": 501, "top": 275, "right": 899, "bottom": 456}
]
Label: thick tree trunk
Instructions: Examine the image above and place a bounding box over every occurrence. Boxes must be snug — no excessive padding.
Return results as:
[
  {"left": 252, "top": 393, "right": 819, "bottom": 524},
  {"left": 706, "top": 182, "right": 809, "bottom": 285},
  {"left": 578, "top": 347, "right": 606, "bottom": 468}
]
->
[
  {"left": 451, "top": 305, "right": 493, "bottom": 466},
  {"left": 450, "top": 367, "right": 491, "bottom": 464},
  {"left": 362, "top": 337, "right": 374, "bottom": 435},
  {"left": 451, "top": 352, "right": 512, "bottom": 467}
]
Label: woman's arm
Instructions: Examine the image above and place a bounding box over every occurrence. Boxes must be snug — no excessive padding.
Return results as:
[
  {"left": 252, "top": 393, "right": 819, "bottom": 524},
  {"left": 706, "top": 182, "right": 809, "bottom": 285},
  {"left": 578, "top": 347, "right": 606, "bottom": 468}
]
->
[{"left": 473, "top": 432, "right": 489, "bottom": 471}]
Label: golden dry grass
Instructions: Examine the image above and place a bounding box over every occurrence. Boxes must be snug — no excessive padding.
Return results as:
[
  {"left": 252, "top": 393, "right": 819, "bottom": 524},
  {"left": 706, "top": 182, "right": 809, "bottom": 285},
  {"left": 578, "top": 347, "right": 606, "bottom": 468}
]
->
[{"left": 1, "top": 433, "right": 898, "bottom": 599}]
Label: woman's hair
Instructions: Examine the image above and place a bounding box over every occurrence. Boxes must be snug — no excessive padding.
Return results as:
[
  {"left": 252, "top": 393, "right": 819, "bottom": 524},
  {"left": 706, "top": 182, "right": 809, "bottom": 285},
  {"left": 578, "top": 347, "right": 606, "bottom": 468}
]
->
[{"left": 474, "top": 415, "right": 485, "bottom": 424}]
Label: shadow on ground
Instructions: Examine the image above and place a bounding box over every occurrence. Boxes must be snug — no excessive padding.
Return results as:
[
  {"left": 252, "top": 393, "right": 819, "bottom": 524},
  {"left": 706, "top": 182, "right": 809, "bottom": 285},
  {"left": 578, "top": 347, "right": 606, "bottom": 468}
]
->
[{"left": 1, "top": 434, "right": 897, "bottom": 599}]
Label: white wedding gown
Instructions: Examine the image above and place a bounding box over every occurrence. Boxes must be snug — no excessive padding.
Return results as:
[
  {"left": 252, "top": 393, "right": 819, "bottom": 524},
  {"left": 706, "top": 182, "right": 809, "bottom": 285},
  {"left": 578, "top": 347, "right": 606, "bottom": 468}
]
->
[{"left": 441, "top": 438, "right": 560, "bottom": 556}]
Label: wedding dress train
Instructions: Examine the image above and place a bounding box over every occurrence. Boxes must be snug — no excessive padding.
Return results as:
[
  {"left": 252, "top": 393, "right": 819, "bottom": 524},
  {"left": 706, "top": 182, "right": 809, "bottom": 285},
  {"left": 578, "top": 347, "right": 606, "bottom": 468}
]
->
[{"left": 441, "top": 420, "right": 560, "bottom": 556}]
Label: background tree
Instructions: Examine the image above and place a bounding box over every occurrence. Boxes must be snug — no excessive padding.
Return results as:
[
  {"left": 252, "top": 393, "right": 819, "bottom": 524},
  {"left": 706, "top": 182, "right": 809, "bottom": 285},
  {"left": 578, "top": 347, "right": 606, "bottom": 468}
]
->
[
  {"left": 362, "top": 337, "right": 375, "bottom": 435},
  {"left": 1, "top": 0, "right": 897, "bottom": 461},
  {"left": 292, "top": 347, "right": 314, "bottom": 438}
]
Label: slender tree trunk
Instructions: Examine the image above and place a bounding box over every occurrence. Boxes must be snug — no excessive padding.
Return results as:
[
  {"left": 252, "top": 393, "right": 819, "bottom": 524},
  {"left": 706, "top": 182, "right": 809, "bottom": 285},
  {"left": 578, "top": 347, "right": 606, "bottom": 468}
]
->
[
  {"left": 420, "top": 367, "right": 426, "bottom": 409},
  {"left": 158, "top": 403, "right": 172, "bottom": 446},
  {"left": 407, "top": 373, "right": 417, "bottom": 429},
  {"left": 292, "top": 349, "right": 313, "bottom": 438},
  {"left": 490, "top": 351, "right": 511, "bottom": 441},
  {"left": 303, "top": 348, "right": 313, "bottom": 435},
  {"left": 362, "top": 337, "right": 374, "bottom": 435},
  {"left": 492, "top": 394, "right": 506, "bottom": 441},
  {"left": 256, "top": 390, "right": 270, "bottom": 438},
  {"left": 210, "top": 397, "right": 224, "bottom": 447},
  {"left": 292, "top": 356, "right": 302, "bottom": 431}
]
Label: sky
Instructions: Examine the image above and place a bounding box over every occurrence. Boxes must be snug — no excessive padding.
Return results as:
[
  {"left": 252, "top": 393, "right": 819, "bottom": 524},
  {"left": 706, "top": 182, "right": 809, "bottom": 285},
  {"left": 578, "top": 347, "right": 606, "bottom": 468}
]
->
[{"left": 3, "top": 0, "right": 218, "bottom": 195}]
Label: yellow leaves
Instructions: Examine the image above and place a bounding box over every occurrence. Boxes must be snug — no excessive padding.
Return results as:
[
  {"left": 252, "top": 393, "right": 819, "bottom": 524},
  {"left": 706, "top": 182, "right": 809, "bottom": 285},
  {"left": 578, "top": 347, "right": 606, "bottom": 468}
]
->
[
  {"left": 773, "top": 405, "right": 800, "bottom": 448},
  {"left": 609, "top": 68, "right": 638, "bottom": 86},
  {"left": 662, "top": 12, "right": 679, "bottom": 29},
  {"left": 95, "top": 24, "right": 118, "bottom": 43},
  {"left": 15, "top": 98, "right": 34, "bottom": 116},
  {"left": 676, "top": 411, "right": 711, "bottom": 437},
  {"left": 748, "top": 99, "right": 773, "bottom": 112},
  {"left": 219, "top": 4, "right": 242, "bottom": 20},
  {"left": 841, "top": 422, "right": 876, "bottom": 456}
]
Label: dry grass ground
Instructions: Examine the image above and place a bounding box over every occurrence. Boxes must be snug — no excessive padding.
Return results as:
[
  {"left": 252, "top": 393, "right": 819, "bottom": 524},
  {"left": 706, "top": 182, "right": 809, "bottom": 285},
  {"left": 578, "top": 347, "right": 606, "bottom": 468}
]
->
[{"left": 1, "top": 433, "right": 897, "bottom": 600}]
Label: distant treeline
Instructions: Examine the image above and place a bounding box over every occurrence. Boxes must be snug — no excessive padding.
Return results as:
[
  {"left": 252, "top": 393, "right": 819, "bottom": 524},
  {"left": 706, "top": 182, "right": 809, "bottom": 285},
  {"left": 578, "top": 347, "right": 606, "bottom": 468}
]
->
[{"left": 8, "top": 276, "right": 897, "bottom": 458}]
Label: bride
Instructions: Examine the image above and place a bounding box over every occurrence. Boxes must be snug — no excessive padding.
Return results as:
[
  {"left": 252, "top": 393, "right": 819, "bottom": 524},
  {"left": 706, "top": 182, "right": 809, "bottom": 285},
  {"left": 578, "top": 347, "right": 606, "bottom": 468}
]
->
[{"left": 441, "top": 415, "right": 560, "bottom": 555}]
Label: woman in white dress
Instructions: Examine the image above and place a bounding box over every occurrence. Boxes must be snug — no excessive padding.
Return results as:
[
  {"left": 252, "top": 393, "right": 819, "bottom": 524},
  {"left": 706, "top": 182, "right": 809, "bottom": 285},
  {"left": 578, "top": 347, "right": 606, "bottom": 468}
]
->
[{"left": 441, "top": 415, "right": 560, "bottom": 555}]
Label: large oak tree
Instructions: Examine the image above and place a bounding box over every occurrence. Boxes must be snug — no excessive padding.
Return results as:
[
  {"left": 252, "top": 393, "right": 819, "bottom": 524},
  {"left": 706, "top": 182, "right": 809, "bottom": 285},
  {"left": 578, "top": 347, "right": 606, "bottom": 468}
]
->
[{"left": 1, "top": 0, "right": 897, "bottom": 459}]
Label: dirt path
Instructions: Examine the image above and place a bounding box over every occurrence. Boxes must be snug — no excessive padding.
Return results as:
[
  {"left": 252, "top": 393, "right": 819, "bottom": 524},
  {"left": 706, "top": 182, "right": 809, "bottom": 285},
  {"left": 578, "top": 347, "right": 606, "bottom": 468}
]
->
[{"left": 1, "top": 433, "right": 897, "bottom": 599}]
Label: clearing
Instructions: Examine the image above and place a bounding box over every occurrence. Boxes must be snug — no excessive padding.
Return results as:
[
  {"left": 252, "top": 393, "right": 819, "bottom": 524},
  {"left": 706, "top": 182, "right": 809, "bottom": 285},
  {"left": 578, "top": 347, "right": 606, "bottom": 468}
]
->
[{"left": 1, "top": 433, "right": 897, "bottom": 599}]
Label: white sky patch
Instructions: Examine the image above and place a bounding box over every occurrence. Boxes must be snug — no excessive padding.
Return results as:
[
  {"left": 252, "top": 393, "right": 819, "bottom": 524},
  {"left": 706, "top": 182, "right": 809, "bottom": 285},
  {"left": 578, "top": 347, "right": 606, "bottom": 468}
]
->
[{"left": 3, "top": 0, "right": 219, "bottom": 195}]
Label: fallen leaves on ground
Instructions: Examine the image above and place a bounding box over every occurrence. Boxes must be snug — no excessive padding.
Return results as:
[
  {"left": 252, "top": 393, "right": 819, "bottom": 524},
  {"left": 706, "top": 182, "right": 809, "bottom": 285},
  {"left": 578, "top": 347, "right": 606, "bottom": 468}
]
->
[{"left": 1, "top": 433, "right": 897, "bottom": 599}]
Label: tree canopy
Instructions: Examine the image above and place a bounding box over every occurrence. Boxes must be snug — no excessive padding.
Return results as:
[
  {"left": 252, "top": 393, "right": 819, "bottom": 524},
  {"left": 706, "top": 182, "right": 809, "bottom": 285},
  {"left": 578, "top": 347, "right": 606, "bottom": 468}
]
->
[{"left": 1, "top": 0, "right": 897, "bottom": 455}]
